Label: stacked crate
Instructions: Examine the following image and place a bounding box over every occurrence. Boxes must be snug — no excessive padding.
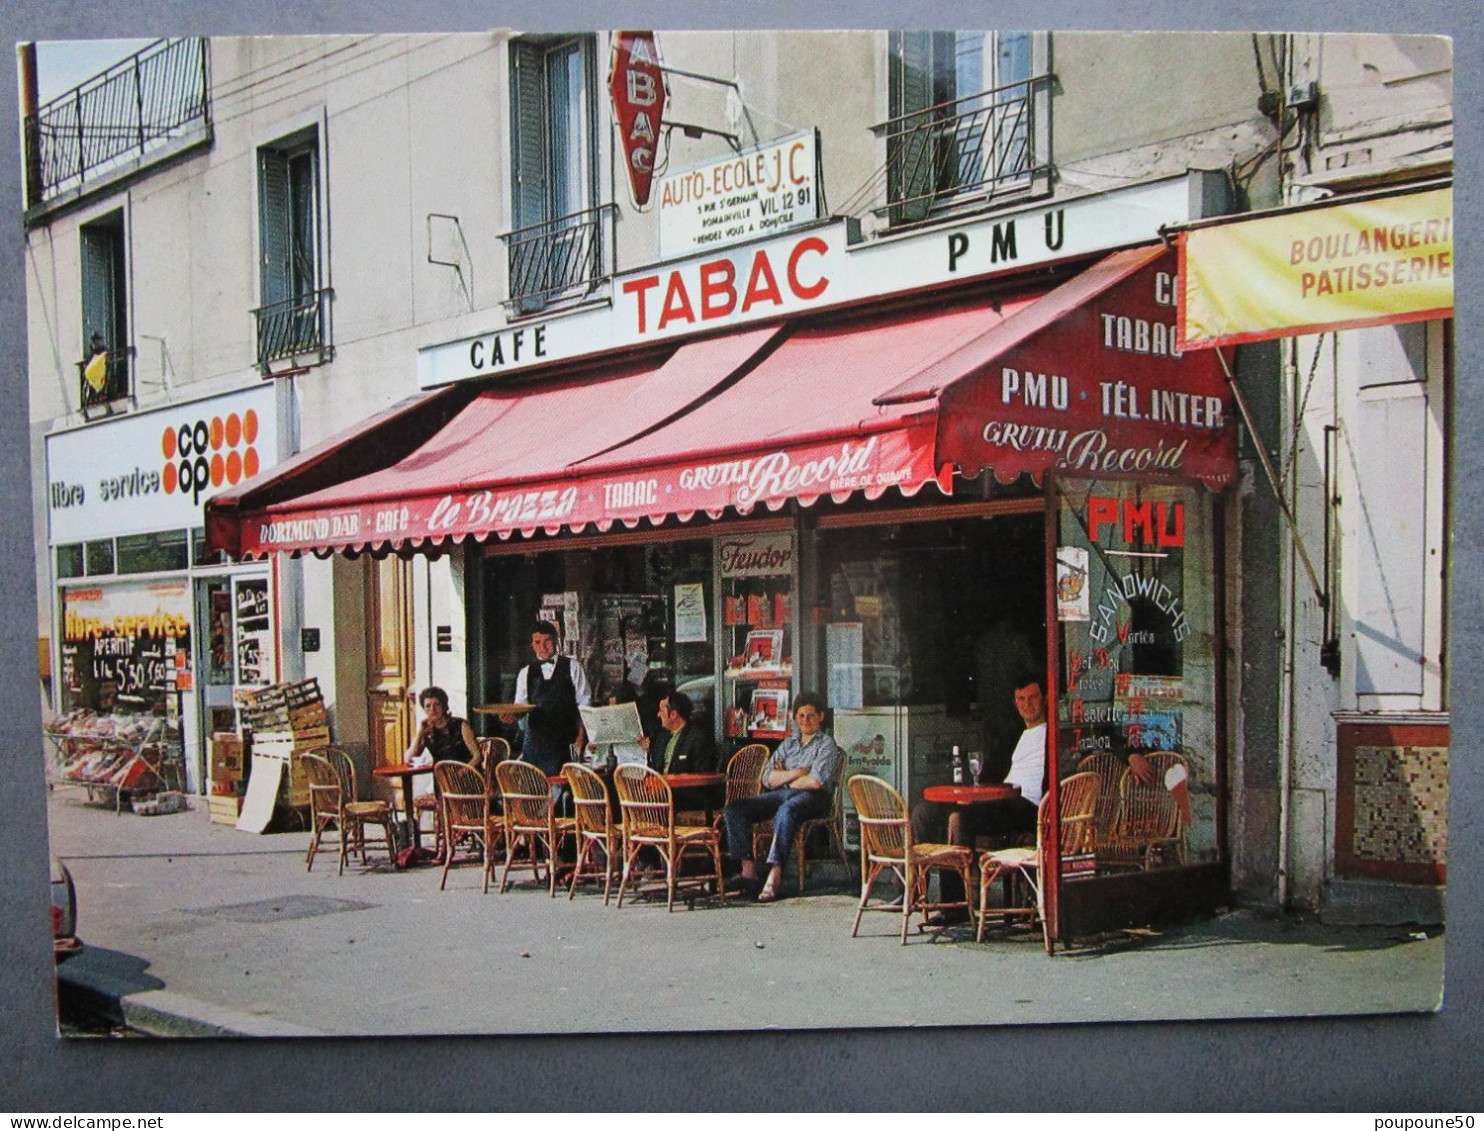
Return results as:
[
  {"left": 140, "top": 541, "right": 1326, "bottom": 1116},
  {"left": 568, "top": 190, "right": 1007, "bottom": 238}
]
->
[
  {"left": 207, "top": 733, "right": 246, "bottom": 824},
  {"left": 239, "top": 679, "right": 332, "bottom": 812}
]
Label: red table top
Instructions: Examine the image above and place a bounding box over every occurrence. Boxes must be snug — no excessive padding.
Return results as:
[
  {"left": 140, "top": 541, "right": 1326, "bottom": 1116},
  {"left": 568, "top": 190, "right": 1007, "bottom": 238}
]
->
[
  {"left": 663, "top": 772, "right": 725, "bottom": 789},
  {"left": 372, "top": 762, "right": 434, "bottom": 778},
  {"left": 921, "top": 783, "right": 1021, "bottom": 805}
]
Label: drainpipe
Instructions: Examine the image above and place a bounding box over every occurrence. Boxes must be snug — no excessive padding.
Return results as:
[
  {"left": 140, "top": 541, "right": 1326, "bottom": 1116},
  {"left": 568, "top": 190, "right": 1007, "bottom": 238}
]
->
[{"left": 1275, "top": 339, "right": 1300, "bottom": 911}]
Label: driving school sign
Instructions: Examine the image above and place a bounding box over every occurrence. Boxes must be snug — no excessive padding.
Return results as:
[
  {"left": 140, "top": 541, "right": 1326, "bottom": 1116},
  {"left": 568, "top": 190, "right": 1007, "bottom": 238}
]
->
[
  {"left": 1178, "top": 186, "right": 1453, "bottom": 349},
  {"left": 608, "top": 31, "right": 667, "bottom": 207},
  {"left": 657, "top": 131, "right": 821, "bottom": 258}
]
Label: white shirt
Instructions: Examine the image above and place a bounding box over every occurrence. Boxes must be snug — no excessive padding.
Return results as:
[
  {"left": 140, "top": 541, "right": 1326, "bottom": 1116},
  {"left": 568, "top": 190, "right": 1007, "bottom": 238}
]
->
[
  {"left": 1002, "top": 722, "right": 1047, "bottom": 805},
  {"left": 513, "top": 655, "right": 593, "bottom": 708}
]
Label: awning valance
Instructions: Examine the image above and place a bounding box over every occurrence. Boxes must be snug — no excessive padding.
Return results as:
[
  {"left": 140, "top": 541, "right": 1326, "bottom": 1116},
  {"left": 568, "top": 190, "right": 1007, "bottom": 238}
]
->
[{"left": 207, "top": 244, "right": 1236, "bottom": 559}]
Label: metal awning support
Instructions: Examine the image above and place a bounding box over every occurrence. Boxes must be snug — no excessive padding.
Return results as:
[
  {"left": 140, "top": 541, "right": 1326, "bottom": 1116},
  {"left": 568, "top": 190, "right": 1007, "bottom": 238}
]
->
[{"left": 1215, "top": 346, "right": 1327, "bottom": 609}]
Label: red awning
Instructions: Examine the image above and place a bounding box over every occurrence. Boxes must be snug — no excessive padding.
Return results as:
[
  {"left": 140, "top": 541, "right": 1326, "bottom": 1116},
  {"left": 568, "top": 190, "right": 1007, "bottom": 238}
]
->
[{"left": 208, "top": 245, "right": 1237, "bottom": 559}]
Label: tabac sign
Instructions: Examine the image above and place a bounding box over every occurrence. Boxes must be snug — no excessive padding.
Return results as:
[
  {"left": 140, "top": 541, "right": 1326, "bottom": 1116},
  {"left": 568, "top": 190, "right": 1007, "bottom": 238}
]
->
[
  {"left": 608, "top": 31, "right": 667, "bottom": 207},
  {"left": 1178, "top": 186, "right": 1453, "bottom": 349}
]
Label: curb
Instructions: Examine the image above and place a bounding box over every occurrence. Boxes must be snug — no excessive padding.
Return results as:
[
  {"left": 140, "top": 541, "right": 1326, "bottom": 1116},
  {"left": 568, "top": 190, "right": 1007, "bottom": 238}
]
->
[{"left": 59, "top": 962, "right": 326, "bottom": 1038}]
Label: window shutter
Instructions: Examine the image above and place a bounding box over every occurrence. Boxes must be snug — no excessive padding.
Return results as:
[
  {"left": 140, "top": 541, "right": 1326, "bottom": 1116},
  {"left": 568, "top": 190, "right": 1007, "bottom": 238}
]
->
[
  {"left": 889, "top": 31, "right": 936, "bottom": 223},
  {"left": 80, "top": 224, "right": 117, "bottom": 353},
  {"left": 510, "top": 40, "right": 549, "bottom": 232},
  {"left": 258, "top": 147, "right": 291, "bottom": 307}
]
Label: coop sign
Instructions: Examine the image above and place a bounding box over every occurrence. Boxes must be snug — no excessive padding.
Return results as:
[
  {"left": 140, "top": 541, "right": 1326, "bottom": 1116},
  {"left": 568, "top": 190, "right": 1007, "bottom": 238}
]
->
[{"left": 657, "top": 130, "right": 821, "bottom": 258}]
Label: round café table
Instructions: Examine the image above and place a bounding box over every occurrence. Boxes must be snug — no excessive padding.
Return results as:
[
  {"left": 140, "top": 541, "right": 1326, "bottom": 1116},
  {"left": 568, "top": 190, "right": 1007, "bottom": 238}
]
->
[
  {"left": 372, "top": 762, "right": 436, "bottom": 850},
  {"left": 921, "top": 783, "right": 1021, "bottom": 805}
]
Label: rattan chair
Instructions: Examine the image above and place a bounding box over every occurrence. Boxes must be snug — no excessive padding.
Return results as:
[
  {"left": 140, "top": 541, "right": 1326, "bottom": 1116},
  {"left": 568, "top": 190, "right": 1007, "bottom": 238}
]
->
[
  {"left": 720, "top": 744, "right": 769, "bottom": 816},
  {"left": 495, "top": 759, "right": 574, "bottom": 895},
  {"left": 612, "top": 763, "right": 727, "bottom": 912},
  {"left": 976, "top": 771, "right": 1101, "bottom": 951},
  {"left": 563, "top": 762, "right": 622, "bottom": 903},
  {"left": 302, "top": 749, "right": 397, "bottom": 875},
  {"left": 793, "top": 778, "right": 849, "bottom": 891},
  {"left": 434, "top": 760, "right": 502, "bottom": 893},
  {"left": 847, "top": 774, "right": 973, "bottom": 944},
  {"left": 1104, "top": 760, "right": 1186, "bottom": 870},
  {"left": 1076, "top": 752, "right": 1124, "bottom": 853},
  {"left": 478, "top": 736, "right": 511, "bottom": 796}
]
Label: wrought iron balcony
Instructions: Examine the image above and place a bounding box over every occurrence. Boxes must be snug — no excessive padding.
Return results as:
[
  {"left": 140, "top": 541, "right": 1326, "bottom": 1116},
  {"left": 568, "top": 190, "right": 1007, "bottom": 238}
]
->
[
  {"left": 25, "top": 37, "right": 211, "bottom": 210},
  {"left": 76, "top": 346, "right": 135, "bottom": 415},
  {"left": 501, "top": 204, "right": 617, "bottom": 313},
  {"left": 872, "top": 75, "right": 1051, "bottom": 225},
  {"left": 252, "top": 288, "right": 334, "bottom": 374}
]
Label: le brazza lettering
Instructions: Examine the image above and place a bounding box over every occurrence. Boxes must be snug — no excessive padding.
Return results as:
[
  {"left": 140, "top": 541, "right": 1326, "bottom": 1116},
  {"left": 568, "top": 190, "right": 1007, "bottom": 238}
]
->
[{"left": 429, "top": 487, "right": 579, "bottom": 531}]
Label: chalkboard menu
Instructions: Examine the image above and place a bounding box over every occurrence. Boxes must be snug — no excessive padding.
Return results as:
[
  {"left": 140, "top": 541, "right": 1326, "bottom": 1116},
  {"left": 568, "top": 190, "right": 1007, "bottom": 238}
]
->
[{"left": 61, "top": 581, "right": 192, "bottom": 715}]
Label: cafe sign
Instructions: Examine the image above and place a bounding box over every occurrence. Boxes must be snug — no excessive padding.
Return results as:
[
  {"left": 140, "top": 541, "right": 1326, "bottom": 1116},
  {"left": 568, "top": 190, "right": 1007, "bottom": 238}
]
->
[
  {"left": 657, "top": 130, "right": 821, "bottom": 259},
  {"left": 1178, "top": 186, "right": 1453, "bottom": 350}
]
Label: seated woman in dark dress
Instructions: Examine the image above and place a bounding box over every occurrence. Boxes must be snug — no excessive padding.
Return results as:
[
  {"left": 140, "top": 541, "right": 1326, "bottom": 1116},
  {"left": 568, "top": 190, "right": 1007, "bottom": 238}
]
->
[{"left": 405, "top": 686, "right": 482, "bottom": 768}]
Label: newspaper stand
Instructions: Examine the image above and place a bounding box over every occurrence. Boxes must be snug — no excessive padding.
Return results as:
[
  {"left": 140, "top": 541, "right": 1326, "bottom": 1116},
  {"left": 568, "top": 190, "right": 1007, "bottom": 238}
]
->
[{"left": 44, "top": 710, "right": 185, "bottom": 814}]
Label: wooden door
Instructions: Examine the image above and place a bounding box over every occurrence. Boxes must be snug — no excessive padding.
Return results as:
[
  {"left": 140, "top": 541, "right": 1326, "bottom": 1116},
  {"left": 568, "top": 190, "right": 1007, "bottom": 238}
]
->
[{"left": 366, "top": 556, "right": 415, "bottom": 769}]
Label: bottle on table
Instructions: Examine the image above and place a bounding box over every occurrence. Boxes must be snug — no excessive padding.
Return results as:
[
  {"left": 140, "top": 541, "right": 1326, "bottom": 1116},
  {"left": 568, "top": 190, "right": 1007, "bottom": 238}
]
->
[{"left": 951, "top": 745, "right": 964, "bottom": 785}]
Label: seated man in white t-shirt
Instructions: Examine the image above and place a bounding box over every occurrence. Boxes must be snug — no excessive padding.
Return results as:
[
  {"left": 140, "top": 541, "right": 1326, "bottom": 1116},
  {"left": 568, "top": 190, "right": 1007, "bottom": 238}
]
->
[{"left": 909, "top": 673, "right": 1050, "bottom": 924}]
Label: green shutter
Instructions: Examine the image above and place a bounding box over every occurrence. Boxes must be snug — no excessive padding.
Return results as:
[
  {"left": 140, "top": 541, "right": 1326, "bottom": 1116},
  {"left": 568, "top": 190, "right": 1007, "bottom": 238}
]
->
[
  {"left": 80, "top": 223, "right": 117, "bottom": 353},
  {"left": 510, "top": 40, "right": 549, "bottom": 232},
  {"left": 889, "top": 31, "right": 936, "bottom": 223},
  {"left": 258, "top": 147, "right": 291, "bottom": 307}
]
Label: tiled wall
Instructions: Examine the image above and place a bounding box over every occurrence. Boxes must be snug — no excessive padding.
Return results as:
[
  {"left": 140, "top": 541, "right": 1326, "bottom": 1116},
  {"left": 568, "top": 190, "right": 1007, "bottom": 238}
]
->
[{"left": 1335, "top": 723, "right": 1448, "bottom": 884}]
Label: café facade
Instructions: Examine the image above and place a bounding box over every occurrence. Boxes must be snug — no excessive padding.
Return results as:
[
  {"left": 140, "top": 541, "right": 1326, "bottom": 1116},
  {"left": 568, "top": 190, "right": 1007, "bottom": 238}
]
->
[{"left": 208, "top": 171, "right": 1242, "bottom": 942}]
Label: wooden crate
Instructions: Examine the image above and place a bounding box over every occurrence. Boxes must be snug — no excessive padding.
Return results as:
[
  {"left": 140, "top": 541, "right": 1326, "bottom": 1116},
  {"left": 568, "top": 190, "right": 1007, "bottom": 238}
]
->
[{"left": 208, "top": 794, "right": 243, "bottom": 824}]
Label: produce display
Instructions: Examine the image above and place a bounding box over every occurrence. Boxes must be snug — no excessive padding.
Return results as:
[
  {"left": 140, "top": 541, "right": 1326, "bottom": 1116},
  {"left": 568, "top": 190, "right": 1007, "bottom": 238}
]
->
[{"left": 44, "top": 709, "right": 184, "bottom": 813}]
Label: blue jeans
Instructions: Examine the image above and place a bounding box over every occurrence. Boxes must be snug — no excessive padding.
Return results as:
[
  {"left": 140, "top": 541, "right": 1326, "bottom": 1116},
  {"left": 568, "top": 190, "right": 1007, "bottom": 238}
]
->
[{"left": 724, "top": 788, "right": 831, "bottom": 868}]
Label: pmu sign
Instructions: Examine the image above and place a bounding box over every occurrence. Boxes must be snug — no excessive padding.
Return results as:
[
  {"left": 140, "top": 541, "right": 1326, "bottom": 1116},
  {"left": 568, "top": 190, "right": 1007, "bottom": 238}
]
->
[{"left": 608, "top": 31, "right": 666, "bottom": 207}]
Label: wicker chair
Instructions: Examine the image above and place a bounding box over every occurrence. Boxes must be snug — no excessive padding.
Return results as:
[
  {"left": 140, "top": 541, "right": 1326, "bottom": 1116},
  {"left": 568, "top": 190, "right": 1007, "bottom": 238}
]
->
[
  {"left": 793, "top": 779, "right": 849, "bottom": 891},
  {"left": 612, "top": 763, "right": 726, "bottom": 912},
  {"left": 478, "top": 736, "right": 511, "bottom": 797},
  {"left": 495, "top": 759, "right": 574, "bottom": 896},
  {"left": 976, "top": 771, "right": 1101, "bottom": 951},
  {"left": 847, "top": 774, "right": 973, "bottom": 944},
  {"left": 434, "top": 760, "right": 502, "bottom": 893},
  {"left": 563, "top": 762, "right": 622, "bottom": 903},
  {"left": 302, "top": 749, "right": 397, "bottom": 875},
  {"left": 720, "top": 744, "right": 769, "bottom": 815},
  {"left": 1104, "top": 761, "right": 1186, "bottom": 870},
  {"left": 1145, "top": 751, "right": 1192, "bottom": 863},
  {"left": 1076, "top": 752, "right": 1125, "bottom": 854}
]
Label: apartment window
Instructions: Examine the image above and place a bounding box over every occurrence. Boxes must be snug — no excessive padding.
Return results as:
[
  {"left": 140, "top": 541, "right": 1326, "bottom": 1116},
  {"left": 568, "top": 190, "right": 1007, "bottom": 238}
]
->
[
  {"left": 78, "top": 210, "right": 131, "bottom": 411},
  {"left": 505, "top": 35, "right": 609, "bottom": 311},
  {"left": 883, "top": 31, "right": 1041, "bottom": 224},
  {"left": 254, "top": 128, "right": 331, "bottom": 372}
]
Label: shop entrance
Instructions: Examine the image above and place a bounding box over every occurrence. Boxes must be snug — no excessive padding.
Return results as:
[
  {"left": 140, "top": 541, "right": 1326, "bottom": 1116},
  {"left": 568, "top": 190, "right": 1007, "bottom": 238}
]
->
[
  {"left": 194, "top": 577, "right": 238, "bottom": 789},
  {"left": 815, "top": 506, "right": 1046, "bottom": 844},
  {"left": 365, "top": 556, "right": 415, "bottom": 768}
]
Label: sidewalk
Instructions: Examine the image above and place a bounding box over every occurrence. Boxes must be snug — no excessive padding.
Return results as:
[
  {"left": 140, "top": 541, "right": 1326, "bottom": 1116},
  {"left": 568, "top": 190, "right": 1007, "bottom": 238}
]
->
[{"left": 47, "top": 783, "right": 1445, "bottom": 1038}]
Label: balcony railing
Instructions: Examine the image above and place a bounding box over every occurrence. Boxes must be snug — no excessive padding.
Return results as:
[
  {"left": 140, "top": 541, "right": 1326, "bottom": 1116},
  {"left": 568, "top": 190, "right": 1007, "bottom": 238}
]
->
[
  {"left": 76, "top": 347, "right": 135, "bottom": 415},
  {"left": 25, "top": 38, "right": 211, "bottom": 210},
  {"left": 501, "top": 204, "right": 617, "bottom": 313},
  {"left": 872, "top": 75, "right": 1051, "bottom": 225},
  {"left": 252, "top": 288, "right": 333, "bottom": 374}
]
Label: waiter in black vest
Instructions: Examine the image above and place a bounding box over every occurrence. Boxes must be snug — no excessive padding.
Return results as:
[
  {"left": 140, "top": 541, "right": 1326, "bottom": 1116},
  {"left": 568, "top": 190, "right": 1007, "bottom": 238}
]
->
[{"left": 507, "top": 621, "right": 593, "bottom": 776}]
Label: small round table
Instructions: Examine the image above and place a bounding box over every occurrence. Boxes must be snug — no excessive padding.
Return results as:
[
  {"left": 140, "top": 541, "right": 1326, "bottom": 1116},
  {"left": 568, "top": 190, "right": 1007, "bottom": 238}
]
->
[{"left": 920, "top": 783, "right": 1021, "bottom": 805}]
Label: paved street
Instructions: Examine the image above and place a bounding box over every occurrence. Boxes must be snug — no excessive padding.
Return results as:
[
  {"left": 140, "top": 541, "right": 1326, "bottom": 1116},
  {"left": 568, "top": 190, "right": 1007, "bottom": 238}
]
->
[{"left": 47, "top": 783, "right": 1444, "bottom": 1038}]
